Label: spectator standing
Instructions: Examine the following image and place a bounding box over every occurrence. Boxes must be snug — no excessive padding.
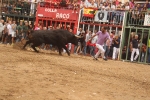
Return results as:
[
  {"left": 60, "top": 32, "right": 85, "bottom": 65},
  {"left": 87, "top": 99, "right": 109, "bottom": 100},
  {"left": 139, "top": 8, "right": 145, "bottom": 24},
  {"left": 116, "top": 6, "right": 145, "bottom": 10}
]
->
[
  {"left": 129, "top": 0, "right": 134, "bottom": 9},
  {"left": 34, "top": 23, "right": 41, "bottom": 30},
  {"left": 140, "top": 44, "right": 146, "bottom": 62},
  {"left": 16, "top": 22, "right": 23, "bottom": 42},
  {"left": 68, "top": 29, "right": 73, "bottom": 52},
  {"left": 83, "top": 30, "right": 92, "bottom": 55},
  {"left": 75, "top": 31, "right": 85, "bottom": 54},
  {"left": 1, "top": 22, "right": 8, "bottom": 44},
  {"left": 88, "top": 0, "right": 97, "bottom": 8},
  {"left": 104, "top": 32, "right": 113, "bottom": 60},
  {"left": 74, "top": 28, "right": 82, "bottom": 53},
  {"left": 112, "top": 35, "right": 120, "bottom": 60},
  {"left": 11, "top": 20, "right": 17, "bottom": 45},
  {"left": 0, "top": 19, "right": 4, "bottom": 42},
  {"left": 30, "top": 0, "right": 38, "bottom": 16},
  {"left": 77, "top": 28, "right": 82, "bottom": 35},
  {"left": 89, "top": 30, "right": 98, "bottom": 56},
  {"left": 130, "top": 35, "right": 139, "bottom": 62},
  {"left": 125, "top": 2, "right": 130, "bottom": 10},
  {"left": 7, "top": 21, "right": 13, "bottom": 45},
  {"left": 146, "top": 0, "right": 150, "bottom": 9},
  {"left": 23, "top": 22, "right": 29, "bottom": 40}
]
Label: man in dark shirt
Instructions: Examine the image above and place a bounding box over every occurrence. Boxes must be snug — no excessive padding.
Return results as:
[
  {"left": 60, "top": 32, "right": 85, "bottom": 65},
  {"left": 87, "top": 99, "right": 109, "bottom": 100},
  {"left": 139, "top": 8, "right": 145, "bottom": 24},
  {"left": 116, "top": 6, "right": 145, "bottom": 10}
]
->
[
  {"left": 23, "top": 22, "right": 29, "bottom": 40},
  {"left": 112, "top": 35, "right": 120, "bottom": 60},
  {"left": 16, "top": 21, "right": 23, "bottom": 42},
  {"left": 130, "top": 35, "right": 139, "bottom": 62}
]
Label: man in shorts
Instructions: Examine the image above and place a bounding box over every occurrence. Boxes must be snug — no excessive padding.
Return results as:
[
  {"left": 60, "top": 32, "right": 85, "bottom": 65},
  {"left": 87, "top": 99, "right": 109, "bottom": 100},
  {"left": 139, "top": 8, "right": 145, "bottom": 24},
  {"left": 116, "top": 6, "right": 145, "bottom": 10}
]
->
[
  {"left": 7, "top": 21, "right": 13, "bottom": 45},
  {"left": 11, "top": 21, "right": 17, "bottom": 45}
]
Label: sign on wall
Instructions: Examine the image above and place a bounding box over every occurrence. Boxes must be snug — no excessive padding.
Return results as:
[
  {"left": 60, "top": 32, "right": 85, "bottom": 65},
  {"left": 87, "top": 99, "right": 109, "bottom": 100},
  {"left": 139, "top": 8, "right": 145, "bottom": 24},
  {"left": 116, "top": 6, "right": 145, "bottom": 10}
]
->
[
  {"left": 144, "top": 15, "right": 150, "bottom": 26},
  {"left": 37, "top": 8, "right": 78, "bottom": 20},
  {"left": 94, "top": 11, "right": 108, "bottom": 22}
]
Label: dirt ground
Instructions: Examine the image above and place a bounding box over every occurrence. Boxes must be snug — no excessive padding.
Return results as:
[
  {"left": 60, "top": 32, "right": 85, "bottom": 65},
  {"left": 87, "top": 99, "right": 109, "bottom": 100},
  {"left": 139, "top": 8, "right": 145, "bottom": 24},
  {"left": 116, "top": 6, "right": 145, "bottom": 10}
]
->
[{"left": 0, "top": 43, "right": 150, "bottom": 100}]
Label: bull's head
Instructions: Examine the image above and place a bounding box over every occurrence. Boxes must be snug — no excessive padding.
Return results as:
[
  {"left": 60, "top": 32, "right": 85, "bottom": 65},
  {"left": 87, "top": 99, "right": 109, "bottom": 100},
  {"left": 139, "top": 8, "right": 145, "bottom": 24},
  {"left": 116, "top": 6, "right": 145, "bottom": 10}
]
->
[{"left": 70, "top": 35, "right": 81, "bottom": 46}]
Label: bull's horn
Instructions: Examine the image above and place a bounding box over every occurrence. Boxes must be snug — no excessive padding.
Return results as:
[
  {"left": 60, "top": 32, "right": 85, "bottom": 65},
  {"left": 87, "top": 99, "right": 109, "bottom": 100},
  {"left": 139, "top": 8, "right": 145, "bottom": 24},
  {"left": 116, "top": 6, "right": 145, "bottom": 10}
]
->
[{"left": 75, "top": 35, "right": 81, "bottom": 38}]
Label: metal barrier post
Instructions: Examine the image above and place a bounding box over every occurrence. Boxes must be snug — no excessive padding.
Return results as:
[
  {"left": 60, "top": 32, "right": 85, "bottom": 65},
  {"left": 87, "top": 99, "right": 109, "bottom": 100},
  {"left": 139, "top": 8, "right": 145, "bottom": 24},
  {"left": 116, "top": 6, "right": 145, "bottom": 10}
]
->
[
  {"left": 82, "top": 24, "right": 85, "bottom": 31},
  {"left": 145, "top": 29, "right": 150, "bottom": 64},
  {"left": 93, "top": 25, "right": 95, "bottom": 33},
  {"left": 115, "top": 27, "right": 118, "bottom": 35},
  {"left": 98, "top": 25, "right": 101, "bottom": 31},
  {"left": 137, "top": 29, "right": 144, "bottom": 63},
  {"left": 125, "top": 28, "right": 131, "bottom": 61},
  {"left": 87, "top": 24, "right": 90, "bottom": 31},
  {"left": 109, "top": 27, "right": 112, "bottom": 34},
  {"left": 119, "top": 11, "right": 127, "bottom": 60}
]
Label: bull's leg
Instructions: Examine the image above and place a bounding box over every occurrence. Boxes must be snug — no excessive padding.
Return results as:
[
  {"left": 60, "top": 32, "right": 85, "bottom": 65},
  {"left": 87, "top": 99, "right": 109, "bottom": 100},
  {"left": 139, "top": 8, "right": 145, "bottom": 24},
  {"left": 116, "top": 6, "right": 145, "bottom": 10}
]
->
[
  {"left": 63, "top": 45, "right": 70, "bottom": 56},
  {"left": 58, "top": 47, "right": 62, "bottom": 56},
  {"left": 22, "top": 40, "right": 31, "bottom": 49},
  {"left": 31, "top": 45, "right": 39, "bottom": 53}
]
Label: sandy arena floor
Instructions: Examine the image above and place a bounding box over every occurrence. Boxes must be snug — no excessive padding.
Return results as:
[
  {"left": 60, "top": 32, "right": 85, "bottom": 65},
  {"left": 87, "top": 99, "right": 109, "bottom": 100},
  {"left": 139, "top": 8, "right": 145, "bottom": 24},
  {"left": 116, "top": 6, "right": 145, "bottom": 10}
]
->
[{"left": 0, "top": 43, "right": 150, "bottom": 100}]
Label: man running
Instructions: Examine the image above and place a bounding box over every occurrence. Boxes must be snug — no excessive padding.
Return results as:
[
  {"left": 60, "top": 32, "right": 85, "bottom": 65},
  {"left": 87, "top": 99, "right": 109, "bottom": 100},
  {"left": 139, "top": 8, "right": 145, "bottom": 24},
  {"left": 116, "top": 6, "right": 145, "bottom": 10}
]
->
[{"left": 91, "top": 27, "right": 110, "bottom": 61}]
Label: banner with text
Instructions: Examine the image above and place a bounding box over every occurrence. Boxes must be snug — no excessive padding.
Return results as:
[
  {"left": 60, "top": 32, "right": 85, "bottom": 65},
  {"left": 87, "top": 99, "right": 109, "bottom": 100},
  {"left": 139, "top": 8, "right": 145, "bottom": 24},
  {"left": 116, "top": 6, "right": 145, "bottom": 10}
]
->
[{"left": 37, "top": 8, "right": 78, "bottom": 20}]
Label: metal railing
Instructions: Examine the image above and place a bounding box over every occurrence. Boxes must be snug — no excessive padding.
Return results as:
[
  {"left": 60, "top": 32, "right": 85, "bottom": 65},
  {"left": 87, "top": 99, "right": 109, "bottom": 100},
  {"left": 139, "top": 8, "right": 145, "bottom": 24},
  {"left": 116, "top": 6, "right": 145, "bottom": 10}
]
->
[
  {"left": 126, "top": 10, "right": 149, "bottom": 27},
  {"left": 80, "top": 9, "right": 125, "bottom": 26},
  {"left": 1, "top": 6, "right": 36, "bottom": 16}
]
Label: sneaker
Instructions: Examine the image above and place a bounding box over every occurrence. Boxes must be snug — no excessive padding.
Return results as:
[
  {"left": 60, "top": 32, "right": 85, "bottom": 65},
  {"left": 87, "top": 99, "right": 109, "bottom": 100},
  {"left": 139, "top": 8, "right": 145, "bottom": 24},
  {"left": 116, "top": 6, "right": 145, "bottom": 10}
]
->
[
  {"left": 103, "top": 58, "right": 107, "bottom": 61},
  {"left": 7, "top": 43, "right": 10, "bottom": 46},
  {"left": 74, "top": 53, "right": 78, "bottom": 55},
  {"left": 11, "top": 43, "right": 14, "bottom": 46},
  {"left": 92, "top": 56, "right": 98, "bottom": 60}
]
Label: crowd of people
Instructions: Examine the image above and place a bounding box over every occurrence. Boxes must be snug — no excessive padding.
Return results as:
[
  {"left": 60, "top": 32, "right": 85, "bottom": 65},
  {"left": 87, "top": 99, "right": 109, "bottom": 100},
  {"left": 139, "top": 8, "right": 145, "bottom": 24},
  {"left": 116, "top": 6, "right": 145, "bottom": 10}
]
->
[
  {"left": 2, "top": 0, "right": 150, "bottom": 14},
  {"left": 1, "top": 0, "right": 149, "bottom": 25},
  {"left": 0, "top": 18, "right": 150, "bottom": 64},
  {"left": 0, "top": 0, "right": 150, "bottom": 64}
]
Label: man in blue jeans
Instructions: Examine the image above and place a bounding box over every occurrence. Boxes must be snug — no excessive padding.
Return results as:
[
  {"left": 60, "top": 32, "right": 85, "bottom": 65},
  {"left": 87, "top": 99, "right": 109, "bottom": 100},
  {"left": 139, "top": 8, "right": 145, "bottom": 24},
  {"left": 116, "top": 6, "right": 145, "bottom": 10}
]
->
[{"left": 104, "top": 33, "right": 113, "bottom": 60}]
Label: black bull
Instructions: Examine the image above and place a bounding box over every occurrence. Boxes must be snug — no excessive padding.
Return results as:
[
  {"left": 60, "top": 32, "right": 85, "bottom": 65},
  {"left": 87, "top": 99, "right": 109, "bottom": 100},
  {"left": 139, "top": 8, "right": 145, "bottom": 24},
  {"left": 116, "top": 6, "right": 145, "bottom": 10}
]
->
[{"left": 23, "top": 29, "right": 80, "bottom": 56}]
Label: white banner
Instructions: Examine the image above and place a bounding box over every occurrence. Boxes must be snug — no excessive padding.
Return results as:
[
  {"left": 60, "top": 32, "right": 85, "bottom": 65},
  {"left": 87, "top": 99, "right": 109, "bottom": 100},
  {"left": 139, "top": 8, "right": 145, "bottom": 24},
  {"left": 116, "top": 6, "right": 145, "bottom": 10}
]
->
[
  {"left": 94, "top": 11, "right": 108, "bottom": 22},
  {"left": 144, "top": 15, "right": 150, "bottom": 26}
]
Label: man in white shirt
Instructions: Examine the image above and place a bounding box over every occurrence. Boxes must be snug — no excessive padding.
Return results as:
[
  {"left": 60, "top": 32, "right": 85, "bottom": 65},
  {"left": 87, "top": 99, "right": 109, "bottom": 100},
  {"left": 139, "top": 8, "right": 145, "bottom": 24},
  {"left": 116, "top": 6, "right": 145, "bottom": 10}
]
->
[
  {"left": 7, "top": 21, "right": 13, "bottom": 45},
  {"left": 11, "top": 21, "right": 17, "bottom": 45},
  {"left": 87, "top": 0, "right": 97, "bottom": 8},
  {"left": 89, "top": 31, "right": 98, "bottom": 56},
  {"left": 83, "top": 30, "right": 92, "bottom": 55},
  {"left": 77, "top": 28, "right": 82, "bottom": 36}
]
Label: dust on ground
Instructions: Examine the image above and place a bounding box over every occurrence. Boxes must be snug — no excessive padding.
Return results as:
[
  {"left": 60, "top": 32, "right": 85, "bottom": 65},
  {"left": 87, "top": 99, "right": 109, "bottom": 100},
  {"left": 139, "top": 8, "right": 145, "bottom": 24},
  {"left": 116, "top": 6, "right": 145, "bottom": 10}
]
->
[{"left": 0, "top": 43, "right": 150, "bottom": 100}]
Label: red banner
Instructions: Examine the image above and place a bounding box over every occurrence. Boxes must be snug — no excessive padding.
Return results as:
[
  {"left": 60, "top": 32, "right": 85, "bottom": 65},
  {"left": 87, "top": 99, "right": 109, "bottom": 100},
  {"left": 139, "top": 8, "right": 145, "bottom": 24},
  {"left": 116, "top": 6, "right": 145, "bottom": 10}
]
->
[{"left": 37, "top": 7, "right": 78, "bottom": 20}]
